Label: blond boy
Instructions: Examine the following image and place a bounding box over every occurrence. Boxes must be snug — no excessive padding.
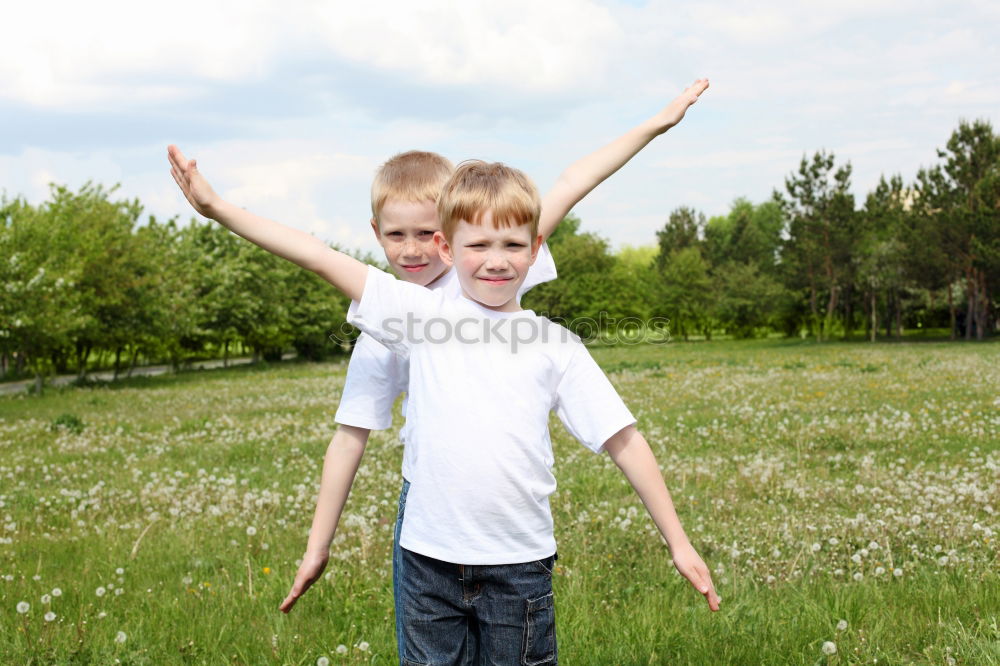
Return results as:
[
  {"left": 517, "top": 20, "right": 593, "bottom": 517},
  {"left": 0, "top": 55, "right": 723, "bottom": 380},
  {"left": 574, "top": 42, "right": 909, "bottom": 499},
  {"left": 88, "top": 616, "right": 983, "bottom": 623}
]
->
[{"left": 167, "top": 78, "right": 715, "bottom": 662}]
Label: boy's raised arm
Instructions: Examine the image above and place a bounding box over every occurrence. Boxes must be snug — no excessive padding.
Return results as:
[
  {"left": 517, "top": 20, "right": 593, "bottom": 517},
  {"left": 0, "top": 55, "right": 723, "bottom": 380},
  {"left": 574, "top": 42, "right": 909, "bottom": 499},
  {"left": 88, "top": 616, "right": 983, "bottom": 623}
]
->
[
  {"left": 537, "top": 78, "right": 709, "bottom": 241},
  {"left": 167, "top": 145, "right": 368, "bottom": 302}
]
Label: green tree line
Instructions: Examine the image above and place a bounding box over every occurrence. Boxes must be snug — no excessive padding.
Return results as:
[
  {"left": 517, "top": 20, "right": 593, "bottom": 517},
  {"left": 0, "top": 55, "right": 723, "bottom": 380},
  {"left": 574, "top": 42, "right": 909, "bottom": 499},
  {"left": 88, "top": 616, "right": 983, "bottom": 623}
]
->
[
  {"left": 524, "top": 119, "right": 1000, "bottom": 343},
  {"left": 2, "top": 119, "right": 997, "bottom": 389},
  {"left": 1, "top": 184, "right": 360, "bottom": 390}
]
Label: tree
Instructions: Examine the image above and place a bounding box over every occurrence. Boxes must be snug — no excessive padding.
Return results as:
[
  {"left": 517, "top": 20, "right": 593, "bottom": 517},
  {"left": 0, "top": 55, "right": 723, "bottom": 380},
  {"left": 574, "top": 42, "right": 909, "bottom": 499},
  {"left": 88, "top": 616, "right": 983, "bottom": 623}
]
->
[{"left": 776, "top": 151, "right": 858, "bottom": 341}]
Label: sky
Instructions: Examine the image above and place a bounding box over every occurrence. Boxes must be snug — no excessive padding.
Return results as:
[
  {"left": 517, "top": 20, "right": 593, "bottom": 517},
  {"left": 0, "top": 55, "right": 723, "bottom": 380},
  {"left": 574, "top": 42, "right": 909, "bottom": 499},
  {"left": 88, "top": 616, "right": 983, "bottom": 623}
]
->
[{"left": 2, "top": 0, "right": 998, "bottom": 255}]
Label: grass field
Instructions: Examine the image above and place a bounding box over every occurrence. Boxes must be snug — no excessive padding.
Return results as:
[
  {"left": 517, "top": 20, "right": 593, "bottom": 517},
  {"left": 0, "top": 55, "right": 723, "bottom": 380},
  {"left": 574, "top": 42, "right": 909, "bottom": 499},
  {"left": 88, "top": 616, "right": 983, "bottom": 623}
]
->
[{"left": 1, "top": 339, "right": 998, "bottom": 664}]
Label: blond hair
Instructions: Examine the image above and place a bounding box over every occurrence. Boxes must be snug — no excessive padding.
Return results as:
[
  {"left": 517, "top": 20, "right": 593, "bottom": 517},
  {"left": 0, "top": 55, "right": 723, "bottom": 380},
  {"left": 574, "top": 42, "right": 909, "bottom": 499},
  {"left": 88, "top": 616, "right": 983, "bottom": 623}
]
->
[
  {"left": 371, "top": 151, "right": 454, "bottom": 224},
  {"left": 437, "top": 160, "right": 540, "bottom": 241}
]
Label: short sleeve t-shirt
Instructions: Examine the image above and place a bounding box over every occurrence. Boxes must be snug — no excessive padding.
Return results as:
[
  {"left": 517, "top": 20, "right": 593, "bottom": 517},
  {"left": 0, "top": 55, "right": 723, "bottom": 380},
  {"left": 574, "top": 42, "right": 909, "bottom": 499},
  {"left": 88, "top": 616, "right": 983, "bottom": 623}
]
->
[
  {"left": 334, "top": 241, "right": 558, "bottom": 466},
  {"left": 348, "top": 265, "right": 635, "bottom": 565}
]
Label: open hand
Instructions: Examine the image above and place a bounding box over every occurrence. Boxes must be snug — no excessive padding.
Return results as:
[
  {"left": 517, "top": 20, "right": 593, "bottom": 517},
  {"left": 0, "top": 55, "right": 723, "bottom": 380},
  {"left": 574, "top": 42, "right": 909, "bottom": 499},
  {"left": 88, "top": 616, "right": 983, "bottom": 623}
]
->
[
  {"left": 167, "top": 144, "right": 222, "bottom": 218},
  {"left": 278, "top": 550, "right": 330, "bottom": 613},
  {"left": 657, "top": 78, "right": 710, "bottom": 132},
  {"left": 671, "top": 541, "right": 721, "bottom": 611}
]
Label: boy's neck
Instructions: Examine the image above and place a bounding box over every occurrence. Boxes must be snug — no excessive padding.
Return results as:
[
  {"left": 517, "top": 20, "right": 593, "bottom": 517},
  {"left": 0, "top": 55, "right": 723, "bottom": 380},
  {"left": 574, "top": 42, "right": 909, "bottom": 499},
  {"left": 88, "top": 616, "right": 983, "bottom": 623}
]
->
[{"left": 460, "top": 288, "right": 523, "bottom": 313}]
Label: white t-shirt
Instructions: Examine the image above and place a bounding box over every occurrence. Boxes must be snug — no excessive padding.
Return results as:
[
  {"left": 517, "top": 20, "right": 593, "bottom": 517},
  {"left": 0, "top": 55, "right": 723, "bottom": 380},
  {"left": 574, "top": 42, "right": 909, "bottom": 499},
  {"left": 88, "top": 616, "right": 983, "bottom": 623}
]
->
[
  {"left": 348, "top": 266, "right": 635, "bottom": 565},
  {"left": 334, "top": 242, "right": 557, "bottom": 437}
]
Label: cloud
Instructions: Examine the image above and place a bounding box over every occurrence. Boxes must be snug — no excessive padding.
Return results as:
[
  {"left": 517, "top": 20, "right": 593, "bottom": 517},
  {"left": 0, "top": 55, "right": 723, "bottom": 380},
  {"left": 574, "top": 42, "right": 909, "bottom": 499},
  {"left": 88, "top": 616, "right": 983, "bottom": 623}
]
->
[{"left": 1, "top": 0, "right": 623, "bottom": 111}]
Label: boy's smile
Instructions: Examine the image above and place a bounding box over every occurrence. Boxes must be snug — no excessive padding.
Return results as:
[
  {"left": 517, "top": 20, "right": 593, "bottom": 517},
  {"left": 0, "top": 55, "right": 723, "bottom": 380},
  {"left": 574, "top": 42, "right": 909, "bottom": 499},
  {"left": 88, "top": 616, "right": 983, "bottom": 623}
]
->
[
  {"left": 373, "top": 199, "right": 449, "bottom": 287},
  {"left": 436, "top": 214, "right": 541, "bottom": 313}
]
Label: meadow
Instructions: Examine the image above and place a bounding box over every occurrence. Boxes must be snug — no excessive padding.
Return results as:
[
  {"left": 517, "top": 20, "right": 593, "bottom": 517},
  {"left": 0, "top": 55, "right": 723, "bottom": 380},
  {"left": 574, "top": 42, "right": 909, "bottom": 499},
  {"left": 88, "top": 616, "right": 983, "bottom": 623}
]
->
[{"left": 1, "top": 339, "right": 997, "bottom": 665}]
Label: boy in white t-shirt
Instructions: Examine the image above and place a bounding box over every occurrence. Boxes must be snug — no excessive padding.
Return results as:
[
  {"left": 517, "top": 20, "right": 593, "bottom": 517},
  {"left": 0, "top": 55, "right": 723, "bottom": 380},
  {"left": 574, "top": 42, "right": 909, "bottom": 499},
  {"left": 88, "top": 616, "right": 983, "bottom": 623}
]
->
[{"left": 168, "top": 151, "right": 720, "bottom": 665}]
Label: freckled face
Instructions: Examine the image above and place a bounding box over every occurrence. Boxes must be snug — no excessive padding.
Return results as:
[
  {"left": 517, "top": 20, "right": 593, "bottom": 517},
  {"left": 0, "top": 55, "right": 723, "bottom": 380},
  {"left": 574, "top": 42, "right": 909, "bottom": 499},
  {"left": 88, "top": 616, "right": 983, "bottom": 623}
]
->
[
  {"left": 436, "top": 213, "right": 540, "bottom": 312},
  {"left": 372, "top": 199, "right": 449, "bottom": 286}
]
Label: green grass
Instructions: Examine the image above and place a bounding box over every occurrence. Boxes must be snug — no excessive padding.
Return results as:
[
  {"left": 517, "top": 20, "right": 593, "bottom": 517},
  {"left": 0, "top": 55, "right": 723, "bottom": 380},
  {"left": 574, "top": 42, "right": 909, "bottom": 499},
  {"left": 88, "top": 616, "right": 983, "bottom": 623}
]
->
[{"left": 1, "top": 339, "right": 998, "bottom": 664}]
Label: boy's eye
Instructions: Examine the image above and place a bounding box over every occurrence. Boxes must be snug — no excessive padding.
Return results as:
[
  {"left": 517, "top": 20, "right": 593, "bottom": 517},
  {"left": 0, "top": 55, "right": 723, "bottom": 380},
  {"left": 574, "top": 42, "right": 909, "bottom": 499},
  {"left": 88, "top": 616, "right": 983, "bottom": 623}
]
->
[
  {"left": 386, "top": 232, "right": 403, "bottom": 238},
  {"left": 418, "top": 231, "right": 434, "bottom": 237},
  {"left": 466, "top": 243, "right": 486, "bottom": 248},
  {"left": 507, "top": 243, "right": 526, "bottom": 248}
]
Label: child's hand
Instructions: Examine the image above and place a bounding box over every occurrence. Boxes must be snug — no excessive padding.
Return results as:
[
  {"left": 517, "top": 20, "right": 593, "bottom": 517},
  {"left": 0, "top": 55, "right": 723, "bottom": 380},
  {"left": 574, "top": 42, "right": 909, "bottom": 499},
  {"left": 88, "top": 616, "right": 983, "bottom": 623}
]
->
[
  {"left": 278, "top": 550, "right": 330, "bottom": 613},
  {"left": 655, "top": 78, "right": 710, "bottom": 133},
  {"left": 670, "top": 540, "right": 721, "bottom": 611},
  {"left": 167, "top": 144, "right": 222, "bottom": 219}
]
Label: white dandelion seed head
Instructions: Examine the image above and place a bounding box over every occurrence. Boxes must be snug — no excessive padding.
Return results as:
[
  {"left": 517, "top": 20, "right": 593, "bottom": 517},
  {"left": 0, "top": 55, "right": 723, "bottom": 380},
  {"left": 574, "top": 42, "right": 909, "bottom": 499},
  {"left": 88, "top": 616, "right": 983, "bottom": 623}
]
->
[
  {"left": 246, "top": 526, "right": 257, "bottom": 536},
  {"left": 853, "top": 572, "right": 864, "bottom": 582},
  {"left": 836, "top": 619, "right": 848, "bottom": 631},
  {"left": 357, "top": 641, "right": 370, "bottom": 652},
  {"left": 16, "top": 601, "right": 30, "bottom": 614},
  {"left": 96, "top": 586, "right": 106, "bottom": 597},
  {"left": 44, "top": 611, "right": 56, "bottom": 622},
  {"left": 811, "top": 543, "right": 821, "bottom": 552},
  {"left": 115, "top": 568, "right": 124, "bottom": 575},
  {"left": 115, "top": 630, "right": 127, "bottom": 643},
  {"left": 875, "top": 566, "right": 886, "bottom": 576},
  {"left": 336, "top": 645, "right": 348, "bottom": 654},
  {"left": 98, "top": 611, "right": 107, "bottom": 619},
  {"left": 868, "top": 541, "right": 879, "bottom": 550},
  {"left": 766, "top": 575, "right": 776, "bottom": 584},
  {"left": 822, "top": 641, "right": 837, "bottom": 655},
  {"left": 51, "top": 588, "right": 62, "bottom": 597},
  {"left": 316, "top": 657, "right": 330, "bottom": 666},
  {"left": 115, "top": 588, "right": 124, "bottom": 596},
  {"left": 833, "top": 568, "right": 844, "bottom": 576},
  {"left": 41, "top": 594, "right": 51, "bottom": 604},
  {"left": 938, "top": 556, "right": 948, "bottom": 566},
  {"left": 859, "top": 548, "right": 869, "bottom": 558},
  {"left": 893, "top": 568, "right": 903, "bottom": 578},
  {"left": 828, "top": 537, "right": 839, "bottom": 546}
]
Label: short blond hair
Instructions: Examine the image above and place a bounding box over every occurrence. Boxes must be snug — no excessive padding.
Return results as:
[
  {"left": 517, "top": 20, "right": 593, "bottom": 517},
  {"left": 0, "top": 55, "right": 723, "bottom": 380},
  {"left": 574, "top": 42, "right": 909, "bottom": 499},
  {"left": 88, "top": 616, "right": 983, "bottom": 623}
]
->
[
  {"left": 371, "top": 151, "right": 454, "bottom": 224},
  {"left": 437, "top": 160, "right": 540, "bottom": 241}
]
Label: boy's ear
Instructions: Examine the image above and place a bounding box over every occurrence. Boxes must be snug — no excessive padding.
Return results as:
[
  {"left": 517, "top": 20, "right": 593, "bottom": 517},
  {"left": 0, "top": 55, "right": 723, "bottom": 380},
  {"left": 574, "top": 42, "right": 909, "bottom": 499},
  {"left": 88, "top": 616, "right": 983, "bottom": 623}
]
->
[
  {"left": 434, "top": 231, "right": 454, "bottom": 267},
  {"left": 529, "top": 234, "right": 543, "bottom": 265},
  {"left": 370, "top": 218, "right": 382, "bottom": 243}
]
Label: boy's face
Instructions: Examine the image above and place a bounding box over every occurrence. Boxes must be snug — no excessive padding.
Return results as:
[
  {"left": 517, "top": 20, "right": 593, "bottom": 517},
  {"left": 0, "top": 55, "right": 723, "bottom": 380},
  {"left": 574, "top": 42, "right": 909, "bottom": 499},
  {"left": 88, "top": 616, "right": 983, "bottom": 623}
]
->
[
  {"left": 435, "top": 213, "right": 541, "bottom": 313},
  {"left": 372, "top": 199, "right": 449, "bottom": 287}
]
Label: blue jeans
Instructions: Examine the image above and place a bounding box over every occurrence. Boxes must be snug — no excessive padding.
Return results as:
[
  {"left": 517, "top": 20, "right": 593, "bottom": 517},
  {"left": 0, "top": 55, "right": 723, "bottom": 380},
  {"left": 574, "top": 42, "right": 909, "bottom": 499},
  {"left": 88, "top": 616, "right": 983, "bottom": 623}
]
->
[
  {"left": 398, "top": 547, "right": 558, "bottom": 666},
  {"left": 394, "top": 479, "right": 411, "bottom": 665}
]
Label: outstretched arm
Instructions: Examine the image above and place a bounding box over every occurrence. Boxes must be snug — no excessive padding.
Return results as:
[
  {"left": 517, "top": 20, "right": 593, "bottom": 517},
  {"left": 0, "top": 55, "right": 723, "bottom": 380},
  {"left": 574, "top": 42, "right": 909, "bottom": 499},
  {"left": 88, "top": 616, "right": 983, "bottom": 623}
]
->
[
  {"left": 604, "top": 424, "right": 721, "bottom": 612},
  {"left": 538, "top": 78, "right": 709, "bottom": 241},
  {"left": 167, "top": 145, "right": 367, "bottom": 301},
  {"left": 279, "top": 425, "right": 370, "bottom": 613}
]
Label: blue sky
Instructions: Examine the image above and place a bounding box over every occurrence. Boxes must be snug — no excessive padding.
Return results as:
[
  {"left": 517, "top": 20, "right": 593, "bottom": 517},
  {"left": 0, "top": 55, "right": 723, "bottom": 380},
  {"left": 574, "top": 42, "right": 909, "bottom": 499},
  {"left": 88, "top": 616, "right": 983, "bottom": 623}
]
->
[{"left": 2, "top": 0, "right": 998, "bottom": 255}]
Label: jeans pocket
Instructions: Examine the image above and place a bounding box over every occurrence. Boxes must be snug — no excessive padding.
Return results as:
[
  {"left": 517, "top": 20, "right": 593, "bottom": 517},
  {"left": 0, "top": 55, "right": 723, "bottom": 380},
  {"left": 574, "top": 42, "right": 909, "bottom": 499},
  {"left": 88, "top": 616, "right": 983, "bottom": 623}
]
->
[
  {"left": 534, "top": 555, "right": 555, "bottom": 576},
  {"left": 522, "top": 592, "right": 556, "bottom": 665}
]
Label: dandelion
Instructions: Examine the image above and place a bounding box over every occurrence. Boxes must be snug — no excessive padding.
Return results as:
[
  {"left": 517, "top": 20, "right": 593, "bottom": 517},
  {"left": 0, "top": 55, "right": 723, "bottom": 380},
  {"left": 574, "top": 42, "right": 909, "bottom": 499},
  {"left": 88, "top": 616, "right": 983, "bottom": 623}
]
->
[
  {"left": 766, "top": 575, "right": 776, "bottom": 584},
  {"left": 357, "top": 641, "right": 370, "bottom": 652},
  {"left": 833, "top": 568, "right": 844, "bottom": 576},
  {"left": 51, "top": 588, "right": 62, "bottom": 597},
  {"left": 115, "top": 588, "right": 124, "bottom": 596},
  {"left": 16, "top": 601, "right": 29, "bottom": 614},
  {"left": 115, "top": 568, "right": 124, "bottom": 575},
  {"left": 811, "top": 543, "right": 821, "bottom": 552},
  {"left": 828, "top": 537, "right": 839, "bottom": 546},
  {"left": 262, "top": 567, "right": 271, "bottom": 575},
  {"left": 44, "top": 611, "right": 56, "bottom": 622},
  {"left": 336, "top": 645, "right": 348, "bottom": 655},
  {"left": 868, "top": 541, "right": 879, "bottom": 550},
  {"left": 938, "top": 556, "right": 948, "bottom": 566},
  {"left": 822, "top": 641, "right": 837, "bottom": 655},
  {"left": 98, "top": 611, "right": 107, "bottom": 619},
  {"left": 41, "top": 594, "right": 51, "bottom": 604},
  {"left": 893, "top": 568, "right": 903, "bottom": 578},
  {"left": 836, "top": 619, "right": 848, "bottom": 631},
  {"left": 96, "top": 586, "right": 107, "bottom": 597},
  {"left": 246, "top": 526, "right": 257, "bottom": 536},
  {"left": 853, "top": 572, "right": 863, "bottom": 582},
  {"left": 317, "top": 658, "right": 330, "bottom": 666},
  {"left": 115, "top": 631, "right": 127, "bottom": 644},
  {"left": 851, "top": 554, "right": 862, "bottom": 564},
  {"left": 875, "top": 566, "right": 886, "bottom": 576}
]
